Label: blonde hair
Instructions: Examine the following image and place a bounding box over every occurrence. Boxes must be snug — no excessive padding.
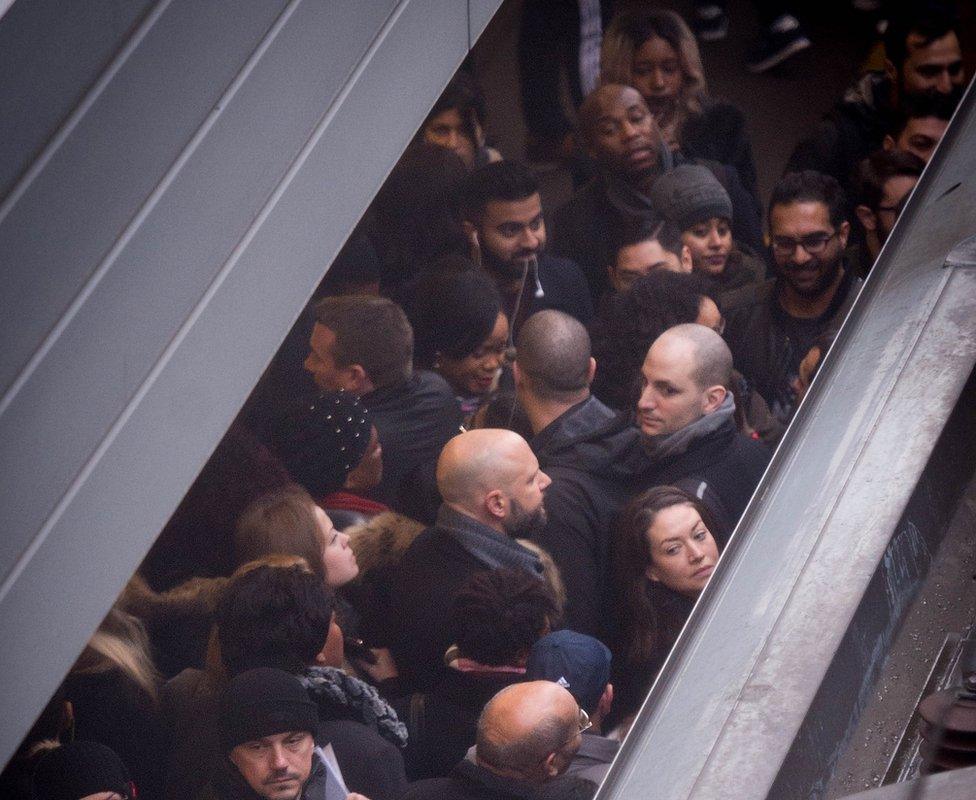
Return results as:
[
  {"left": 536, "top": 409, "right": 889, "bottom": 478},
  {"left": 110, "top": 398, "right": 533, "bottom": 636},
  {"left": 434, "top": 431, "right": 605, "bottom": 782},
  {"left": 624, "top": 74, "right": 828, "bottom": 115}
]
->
[
  {"left": 601, "top": 7, "right": 707, "bottom": 133},
  {"left": 72, "top": 607, "right": 161, "bottom": 705}
]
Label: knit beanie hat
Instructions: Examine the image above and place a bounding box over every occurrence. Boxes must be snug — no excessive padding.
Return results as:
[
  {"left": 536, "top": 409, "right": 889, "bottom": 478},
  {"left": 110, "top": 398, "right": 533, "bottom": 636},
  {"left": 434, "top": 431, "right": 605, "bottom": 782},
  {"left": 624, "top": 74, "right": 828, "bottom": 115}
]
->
[
  {"left": 649, "top": 164, "right": 733, "bottom": 231},
  {"left": 268, "top": 391, "right": 372, "bottom": 497},
  {"left": 525, "top": 630, "right": 612, "bottom": 715},
  {"left": 219, "top": 668, "right": 320, "bottom": 752},
  {"left": 31, "top": 741, "right": 132, "bottom": 800}
]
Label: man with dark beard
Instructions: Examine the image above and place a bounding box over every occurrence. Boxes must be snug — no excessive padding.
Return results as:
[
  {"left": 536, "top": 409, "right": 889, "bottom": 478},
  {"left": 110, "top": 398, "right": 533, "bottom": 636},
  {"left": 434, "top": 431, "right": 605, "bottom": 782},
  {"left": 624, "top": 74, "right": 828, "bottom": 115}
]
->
[
  {"left": 786, "top": 5, "right": 965, "bottom": 197},
  {"left": 458, "top": 161, "right": 592, "bottom": 331},
  {"left": 388, "top": 429, "right": 553, "bottom": 690},
  {"left": 724, "top": 171, "right": 861, "bottom": 425}
]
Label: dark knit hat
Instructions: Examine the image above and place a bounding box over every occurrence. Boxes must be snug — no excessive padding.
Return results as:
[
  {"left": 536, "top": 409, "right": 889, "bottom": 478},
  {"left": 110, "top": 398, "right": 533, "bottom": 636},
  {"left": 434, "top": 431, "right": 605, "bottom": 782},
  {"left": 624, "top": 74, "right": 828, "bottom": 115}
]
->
[
  {"left": 649, "top": 164, "right": 733, "bottom": 231},
  {"left": 219, "top": 668, "right": 319, "bottom": 752},
  {"left": 31, "top": 741, "right": 132, "bottom": 800},
  {"left": 525, "top": 630, "right": 611, "bottom": 714},
  {"left": 268, "top": 391, "right": 372, "bottom": 497}
]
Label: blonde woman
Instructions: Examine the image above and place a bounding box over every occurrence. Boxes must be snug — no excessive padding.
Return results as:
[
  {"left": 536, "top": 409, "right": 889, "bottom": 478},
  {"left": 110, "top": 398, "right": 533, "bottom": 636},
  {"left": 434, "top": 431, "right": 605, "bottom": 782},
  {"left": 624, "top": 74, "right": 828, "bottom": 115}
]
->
[{"left": 601, "top": 7, "right": 758, "bottom": 204}]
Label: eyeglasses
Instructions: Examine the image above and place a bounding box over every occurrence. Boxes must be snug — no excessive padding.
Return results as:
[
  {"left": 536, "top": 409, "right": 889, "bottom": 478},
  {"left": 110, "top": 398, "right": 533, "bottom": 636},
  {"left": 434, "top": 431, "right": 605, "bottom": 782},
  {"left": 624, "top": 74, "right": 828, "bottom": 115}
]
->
[
  {"left": 555, "top": 706, "right": 592, "bottom": 754},
  {"left": 770, "top": 231, "right": 838, "bottom": 258}
]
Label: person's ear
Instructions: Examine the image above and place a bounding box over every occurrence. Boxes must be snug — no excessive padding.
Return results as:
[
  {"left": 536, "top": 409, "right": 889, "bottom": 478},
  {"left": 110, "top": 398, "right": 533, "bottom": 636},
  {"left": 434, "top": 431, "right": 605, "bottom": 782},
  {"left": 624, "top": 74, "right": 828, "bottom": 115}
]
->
[
  {"left": 598, "top": 684, "right": 614, "bottom": 718},
  {"left": 485, "top": 489, "right": 506, "bottom": 520},
  {"left": 512, "top": 361, "right": 524, "bottom": 388},
  {"left": 645, "top": 563, "right": 660, "bottom": 583},
  {"left": 702, "top": 384, "right": 727, "bottom": 414},
  {"left": 680, "top": 244, "right": 694, "bottom": 273},
  {"left": 543, "top": 751, "right": 561, "bottom": 778},
  {"left": 343, "top": 364, "right": 371, "bottom": 394},
  {"left": 855, "top": 205, "right": 877, "bottom": 232},
  {"left": 838, "top": 220, "right": 851, "bottom": 249},
  {"left": 882, "top": 134, "right": 896, "bottom": 152},
  {"left": 586, "top": 357, "right": 597, "bottom": 384}
]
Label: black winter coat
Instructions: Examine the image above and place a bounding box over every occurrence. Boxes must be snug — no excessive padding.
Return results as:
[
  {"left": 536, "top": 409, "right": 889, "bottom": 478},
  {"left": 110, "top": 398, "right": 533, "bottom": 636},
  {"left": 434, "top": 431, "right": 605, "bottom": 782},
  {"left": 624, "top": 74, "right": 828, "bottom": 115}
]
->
[
  {"left": 639, "top": 417, "right": 770, "bottom": 536},
  {"left": 529, "top": 397, "right": 641, "bottom": 639}
]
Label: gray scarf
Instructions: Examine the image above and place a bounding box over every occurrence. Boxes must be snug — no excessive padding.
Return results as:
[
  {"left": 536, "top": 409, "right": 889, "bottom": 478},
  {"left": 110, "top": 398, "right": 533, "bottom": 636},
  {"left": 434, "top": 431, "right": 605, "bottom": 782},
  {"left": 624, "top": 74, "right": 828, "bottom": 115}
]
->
[
  {"left": 436, "top": 505, "right": 544, "bottom": 577},
  {"left": 642, "top": 393, "right": 736, "bottom": 461}
]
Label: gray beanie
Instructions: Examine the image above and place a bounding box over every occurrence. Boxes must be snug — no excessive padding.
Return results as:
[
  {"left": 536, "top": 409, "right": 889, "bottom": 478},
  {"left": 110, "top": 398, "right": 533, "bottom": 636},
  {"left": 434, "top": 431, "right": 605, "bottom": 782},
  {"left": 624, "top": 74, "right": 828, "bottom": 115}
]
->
[{"left": 649, "top": 164, "right": 733, "bottom": 231}]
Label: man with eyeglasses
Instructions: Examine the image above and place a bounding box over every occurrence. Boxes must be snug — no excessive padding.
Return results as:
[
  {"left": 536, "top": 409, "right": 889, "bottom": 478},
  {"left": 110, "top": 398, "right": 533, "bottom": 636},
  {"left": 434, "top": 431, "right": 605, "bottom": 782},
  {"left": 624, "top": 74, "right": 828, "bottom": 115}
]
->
[
  {"left": 403, "top": 681, "right": 588, "bottom": 800},
  {"left": 724, "top": 171, "right": 861, "bottom": 425},
  {"left": 786, "top": 5, "right": 965, "bottom": 197}
]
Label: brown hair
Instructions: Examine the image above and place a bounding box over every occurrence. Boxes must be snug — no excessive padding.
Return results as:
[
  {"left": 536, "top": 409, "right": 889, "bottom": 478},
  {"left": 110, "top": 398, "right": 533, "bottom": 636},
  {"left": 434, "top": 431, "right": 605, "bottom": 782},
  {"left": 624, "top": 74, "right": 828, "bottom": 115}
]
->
[
  {"left": 233, "top": 485, "right": 324, "bottom": 580},
  {"left": 313, "top": 295, "right": 413, "bottom": 388},
  {"left": 613, "top": 486, "right": 715, "bottom": 664}
]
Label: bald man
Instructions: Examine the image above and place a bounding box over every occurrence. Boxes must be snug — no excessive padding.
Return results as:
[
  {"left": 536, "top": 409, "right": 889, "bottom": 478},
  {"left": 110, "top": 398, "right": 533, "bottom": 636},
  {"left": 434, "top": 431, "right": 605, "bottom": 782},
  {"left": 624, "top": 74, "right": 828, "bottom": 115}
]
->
[
  {"left": 388, "top": 429, "right": 552, "bottom": 690},
  {"left": 637, "top": 324, "right": 770, "bottom": 536},
  {"left": 403, "top": 682, "right": 585, "bottom": 800},
  {"left": 551, "top": 84, "right": 762, "bottom": 301},
  {"left": 514, "top": 310, "right": 640, "bottom": 639}
]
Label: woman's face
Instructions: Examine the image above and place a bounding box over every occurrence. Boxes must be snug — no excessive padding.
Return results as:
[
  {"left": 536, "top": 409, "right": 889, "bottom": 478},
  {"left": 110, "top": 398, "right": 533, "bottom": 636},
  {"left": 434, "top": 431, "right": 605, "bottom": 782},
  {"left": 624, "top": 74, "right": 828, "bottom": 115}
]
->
[
  {"left": 631, "top": 36, "right": 683, "bottom": 116},
  {"left": 313, "top": 505, "right": 359, "bottom": 588},
  {"left": 343, "top": 425, "right": 383, "bottom": 494},
  {"left": 682, "top": 217, "right": 733, "bottom": 276},
  {"left": 645, "top": 503, "right": 719, "bottom": 597},
  {"left": 437, "top": 312, "right": 509, "bottom": 398},
  {"left": 423, "top": 107, "right": 476, "bottom": 168}
]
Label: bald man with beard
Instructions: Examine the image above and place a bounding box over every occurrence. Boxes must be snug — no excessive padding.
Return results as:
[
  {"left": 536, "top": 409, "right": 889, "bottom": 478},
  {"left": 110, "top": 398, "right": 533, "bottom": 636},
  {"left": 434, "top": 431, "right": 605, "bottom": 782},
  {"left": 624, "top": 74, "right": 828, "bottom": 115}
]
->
[
  {"left": 403, "top": 682, "right": 587, "bottom": 800},
  {"left": 388, "top": 430, "right": 553, "bottom": 690},
  {"left": 551, "top": 84, "right": 762, "bottom": 302}
]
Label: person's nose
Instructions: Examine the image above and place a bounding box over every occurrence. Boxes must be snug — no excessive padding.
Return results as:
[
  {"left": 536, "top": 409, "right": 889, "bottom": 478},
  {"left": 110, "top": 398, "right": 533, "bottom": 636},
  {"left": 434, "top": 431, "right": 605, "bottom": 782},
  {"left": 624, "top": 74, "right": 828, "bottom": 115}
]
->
[
  {"left": 446, "top": 130, "right": 463, "bottom": 152},
  {"left": 269, "top": 744, "right": 289, "bottom": 771},
  {"left": 539, "top": 470, "right": 552, "bottom": 491},
  {"left": 518, "top": 226, "right": 540, "bottom": 251},
  {"left": 339, "top": 532, "right": 350, "bottom": 549},
  {"left": 687, "top": 541, "right": 705, "bottom": 563},
  {"left": 791, "top": 242, "right": 813, "bottom": 266},
  {"left": 935, "top": 68, "right": 953, "bottom": 95},
  {"left": 637, "top": 385, "right": 655, "bottom": 412},
  {"left": 651, "top": 67, "right": 667, "bottom": 90},
  {"left": 620, "top": 119, "right": 640, "bottom": 141},
  {"left": 707, "top": 229, "right": 722, "bottom": 249}
]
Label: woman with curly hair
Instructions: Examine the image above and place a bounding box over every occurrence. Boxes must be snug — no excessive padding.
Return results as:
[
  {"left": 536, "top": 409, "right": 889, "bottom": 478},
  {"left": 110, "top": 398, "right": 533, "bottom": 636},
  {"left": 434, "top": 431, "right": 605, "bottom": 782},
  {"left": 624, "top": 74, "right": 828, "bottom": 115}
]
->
[{"left": 601, "top": 7, "right": 758, "bottom": 204}]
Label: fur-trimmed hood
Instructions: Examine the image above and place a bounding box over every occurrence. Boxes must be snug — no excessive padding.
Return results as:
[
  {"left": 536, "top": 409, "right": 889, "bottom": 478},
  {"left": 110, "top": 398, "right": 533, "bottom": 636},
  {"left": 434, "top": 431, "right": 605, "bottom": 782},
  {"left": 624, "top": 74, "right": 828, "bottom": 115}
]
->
[{"left": 345, "top": 512, "right": 426, "bottom": 576}]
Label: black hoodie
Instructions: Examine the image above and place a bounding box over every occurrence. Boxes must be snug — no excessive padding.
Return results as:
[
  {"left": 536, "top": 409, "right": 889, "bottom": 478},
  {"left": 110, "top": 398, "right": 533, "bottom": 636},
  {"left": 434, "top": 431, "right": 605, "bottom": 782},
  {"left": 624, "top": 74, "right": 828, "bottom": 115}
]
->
[{"left": 529, "top": 396, "right": 642, "bottom": 640}]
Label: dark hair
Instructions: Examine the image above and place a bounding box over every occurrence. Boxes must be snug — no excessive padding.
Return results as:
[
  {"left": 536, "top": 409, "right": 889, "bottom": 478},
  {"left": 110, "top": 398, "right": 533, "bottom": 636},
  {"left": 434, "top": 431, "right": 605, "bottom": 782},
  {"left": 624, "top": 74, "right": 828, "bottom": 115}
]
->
[
  {"left": 458, "top": 160, "right": 539, "bottom": 223},
  {"left": 769, "top": 170, "right": 848, "bottom": 230},
  {"left": 313, "top": 295, "right": 413, "bottom": 387},
  {"left": 369, "top": 142, "right": 469, "bottom": 288},
  {"left": 450, "top": 568, "right": 558, "bottom": 665},
  {"left": 887, "top": 91, "right": 956, "bottom": 139},
  {"left": 216, "top": 564, "right": 336, "bottom": 675},
  {"left": 852, "top": 149, "right": 924, "bottom": 212},
  {"left": 591, "top": 271, "right": 712, "bottom": 410},
  {"left": 426, "top": 72, "right": 487, "bottom": 142},
  {"left": 883, "top": 4, "right": 959, "bottom": 72},
  {"left": 468, "top": 391, "right": 534, "bottom": 440},
  {"left": 610, "top": 217, "right": 684, "bottom": 263},
  {"left": 409, "top": 257, "right": 503, "bottom": 367},
  {"left": 613, "top": 486, "right": 717, "bottom": 664}
]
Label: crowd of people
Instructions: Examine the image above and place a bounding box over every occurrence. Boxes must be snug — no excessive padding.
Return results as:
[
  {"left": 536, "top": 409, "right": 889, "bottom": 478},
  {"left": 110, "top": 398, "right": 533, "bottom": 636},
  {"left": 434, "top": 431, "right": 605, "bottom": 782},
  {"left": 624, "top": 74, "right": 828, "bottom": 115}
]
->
[{"left": 6, "top": 4, "right": 968, "bottom": 800}]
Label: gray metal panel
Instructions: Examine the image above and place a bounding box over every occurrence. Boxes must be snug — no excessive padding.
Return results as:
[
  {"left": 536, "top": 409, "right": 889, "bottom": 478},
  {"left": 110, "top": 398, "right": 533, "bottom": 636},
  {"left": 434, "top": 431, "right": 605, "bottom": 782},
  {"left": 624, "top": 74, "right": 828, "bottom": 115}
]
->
[
  {"left": 0, "top": 0, "right": 501, "bottom": 766},
  {"left": 598, "top": 84, "right": 976, "bottom": 800},
  {"left": 0, "top": 0, "right": 154, "bottom": 199}
]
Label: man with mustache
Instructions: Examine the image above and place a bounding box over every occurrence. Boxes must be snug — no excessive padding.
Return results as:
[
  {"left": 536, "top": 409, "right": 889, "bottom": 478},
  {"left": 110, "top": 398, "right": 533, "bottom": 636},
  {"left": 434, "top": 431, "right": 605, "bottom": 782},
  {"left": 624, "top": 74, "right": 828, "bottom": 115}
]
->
[
  {"left": 551, "top": 84, "right": 762, "bottom": 302},
  {"left": 458, "top": 161, "right": 592, "bottom": 333},
  {"left": 724, "top": 171, "right": 861, "bottom": 426}
]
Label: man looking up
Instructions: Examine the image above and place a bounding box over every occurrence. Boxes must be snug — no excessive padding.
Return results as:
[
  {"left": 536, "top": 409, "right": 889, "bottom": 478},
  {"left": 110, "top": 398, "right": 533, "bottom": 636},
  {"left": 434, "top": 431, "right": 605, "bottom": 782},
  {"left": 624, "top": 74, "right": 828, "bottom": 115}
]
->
[
  {"left": 724, "top": 171, "right": 861, "bottom": 426},
  {"left": 787, "top": 5, "right": 965, "bottom": 195},
  {"left": 552, "top": 84, "right": 761, "bottom": 301},
  {"left": 304, "top": 295, "right": 462, "bottom": 514},
  {"left": 637, "top": 324, "right": 769, "bottom": 534},
  {"left": 388, "top": 429, "right": 552, "bottom": 689},
  {"left": 458, "top": 161, "right": 592, "bottom": 331},
  {"left": 514, "top": 310, "right": 640, "bottom": 638},
  {"left": 403, "top": 681, "right": 585, "bottom": 800}
]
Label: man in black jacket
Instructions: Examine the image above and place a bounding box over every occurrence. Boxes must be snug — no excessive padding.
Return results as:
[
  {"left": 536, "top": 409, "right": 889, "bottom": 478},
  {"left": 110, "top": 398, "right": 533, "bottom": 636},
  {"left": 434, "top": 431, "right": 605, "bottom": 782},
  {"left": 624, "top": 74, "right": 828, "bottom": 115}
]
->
[
  {"left": 304, "top": 295, "right": 462, "bottom": 514},
  {"left": 403, "top": 681, "right": 585, "bottom": 800},
  {"left": 637, "top": 324, "right": 769, "bottom": 536},
  {"left": 514, "top": 310, "right": 640, "bottom": 638},
  {"left": 458, "top": 161, "right": 593, "bottom": 330},
  {"left": 388, "top": 429, "right": 552, "bottom": 690},
  {"left": 551, "top": 83, "right": 762, "bottom": 302}
]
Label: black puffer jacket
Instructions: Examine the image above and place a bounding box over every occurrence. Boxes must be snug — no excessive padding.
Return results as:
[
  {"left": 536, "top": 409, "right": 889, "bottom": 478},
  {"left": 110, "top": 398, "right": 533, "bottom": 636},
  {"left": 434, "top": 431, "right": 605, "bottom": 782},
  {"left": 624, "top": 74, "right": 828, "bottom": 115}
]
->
[{"left": 530, "top": 397, "right": 642, "bottom": 640}]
